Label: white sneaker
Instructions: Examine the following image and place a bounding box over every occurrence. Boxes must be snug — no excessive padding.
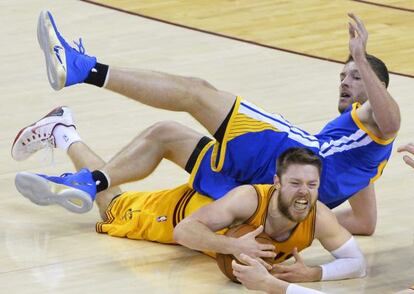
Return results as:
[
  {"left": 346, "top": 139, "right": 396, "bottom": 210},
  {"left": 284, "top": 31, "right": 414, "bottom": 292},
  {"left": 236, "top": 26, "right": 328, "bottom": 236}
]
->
[{"left": 11, "top": 106, "right": 75, "bottom": 161}]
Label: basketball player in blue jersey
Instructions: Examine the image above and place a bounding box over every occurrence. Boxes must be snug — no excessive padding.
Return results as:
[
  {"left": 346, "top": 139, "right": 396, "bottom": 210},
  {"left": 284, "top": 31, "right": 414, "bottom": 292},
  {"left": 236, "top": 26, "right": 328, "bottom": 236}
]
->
[{"left": 12, "top": 12, "right": 400, "bottom": 236}]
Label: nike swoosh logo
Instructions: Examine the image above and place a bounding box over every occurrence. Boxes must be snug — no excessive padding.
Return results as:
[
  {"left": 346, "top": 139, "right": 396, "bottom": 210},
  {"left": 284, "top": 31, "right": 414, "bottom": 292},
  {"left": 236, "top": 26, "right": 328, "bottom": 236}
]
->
[
  {"left": 31, "top": 122, "right": 57, "bottom": 135},
  {"left": 53, "top": 45, "right": 66, "bottom": 71}
]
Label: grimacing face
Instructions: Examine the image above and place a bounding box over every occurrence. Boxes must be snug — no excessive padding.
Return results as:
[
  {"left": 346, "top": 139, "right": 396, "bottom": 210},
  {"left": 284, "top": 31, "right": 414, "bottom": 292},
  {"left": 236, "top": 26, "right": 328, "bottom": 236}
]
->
[
  {"left": 276, "top": 164, "right": 320, "bottom": 222},
  {"left": 338, "top": 61, "right": 367, "bottom": 113}
]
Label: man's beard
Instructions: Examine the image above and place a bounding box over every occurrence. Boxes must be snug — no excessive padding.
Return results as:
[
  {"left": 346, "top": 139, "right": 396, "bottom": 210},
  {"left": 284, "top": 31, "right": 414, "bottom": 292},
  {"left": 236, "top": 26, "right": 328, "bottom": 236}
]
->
[{"left": 277, "top": 190, "right": 310, "bottom": 222}]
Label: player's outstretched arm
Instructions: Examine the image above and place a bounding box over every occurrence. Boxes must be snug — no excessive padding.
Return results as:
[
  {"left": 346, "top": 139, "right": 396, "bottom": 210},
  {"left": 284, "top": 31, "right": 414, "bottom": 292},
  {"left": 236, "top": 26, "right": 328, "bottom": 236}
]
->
[
  {"left": 173, "top": 185, "right": 275, "bottom": 262},
  {"left": 335, "top": 184, "right": 377, "bottom": 236},
  {"left": 349, "top": 13, "right": 400, "bottom": 139},
  {"left": 314, "top": 202, "right": 366, "bottom": 281}
]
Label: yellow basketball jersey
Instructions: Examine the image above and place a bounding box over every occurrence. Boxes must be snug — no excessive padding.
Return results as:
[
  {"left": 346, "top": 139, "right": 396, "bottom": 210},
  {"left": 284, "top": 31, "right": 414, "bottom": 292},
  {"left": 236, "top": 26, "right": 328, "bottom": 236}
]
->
[{"left": 246, "top": 184, "right": 316, "bottom": 264}]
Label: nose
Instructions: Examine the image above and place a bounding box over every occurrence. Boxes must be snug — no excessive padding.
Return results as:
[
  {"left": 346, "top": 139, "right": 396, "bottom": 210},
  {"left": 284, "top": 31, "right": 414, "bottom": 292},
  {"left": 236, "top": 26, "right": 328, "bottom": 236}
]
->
[
  {"left": 341, "top": 75, "right": 351, "bottom": 88},
  {"left": 297, "top": 184, "right": 308, "bottom": 195}
]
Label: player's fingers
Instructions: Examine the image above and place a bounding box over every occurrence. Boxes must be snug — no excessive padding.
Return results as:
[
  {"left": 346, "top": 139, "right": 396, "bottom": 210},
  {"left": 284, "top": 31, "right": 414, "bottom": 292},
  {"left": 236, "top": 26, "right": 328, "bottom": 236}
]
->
[
  {"left": 292, "top": 247, "right": 303, "bottom": 263},
  {"left": 232, "top": 259, "right": 246, "bottom": 271},
  {"left": 258, "top": 250, "right": 276, "bottom": 259},
  {"left": 271, "top": 264, "right": 287, "bottom": 273},
  {"left": 354, "top": 14, "right": 368, "bottom": 36},
  {"left": 348, "top": 22, "right": 356, "bottom": 38},
  {"left": 259, "top": 243, "right": 275, "bottom": 251},
  {"left": 256, "top": 258, "right": 273, "bottom": 271},
  {"left": 403, "top": 155, "right": 414, "bottom": 168},
  {"left": 249, "top": 225, "right": 264, "bottom": 237},
  {"left": 398, "top": 143, "right": 414, "bottom": 153},
  {"left": 238, "top": 253, "right": 257, "bottom": 265}
]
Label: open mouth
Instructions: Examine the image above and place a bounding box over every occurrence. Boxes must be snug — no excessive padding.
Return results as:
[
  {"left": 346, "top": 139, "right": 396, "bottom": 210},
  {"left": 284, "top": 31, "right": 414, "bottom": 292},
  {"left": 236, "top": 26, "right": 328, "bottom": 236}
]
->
[
  {"left": 293, "top": 199, "right": 308, "bottom": 211},
  {"left": 340, "top": 92, "right": 352, "bottom": 100}
]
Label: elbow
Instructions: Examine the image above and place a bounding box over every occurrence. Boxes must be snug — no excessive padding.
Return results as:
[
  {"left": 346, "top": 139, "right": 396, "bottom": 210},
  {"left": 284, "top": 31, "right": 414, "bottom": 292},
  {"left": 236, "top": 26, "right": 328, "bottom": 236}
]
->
[
  {"left": 380, "top": 124, "right": 400, "bottom": 139},
  {"left": 357, "top": 222, "right": 376, "bottom": 236},
  {"left": 379, "top": 117, "right": 401, "bottom": 138}
]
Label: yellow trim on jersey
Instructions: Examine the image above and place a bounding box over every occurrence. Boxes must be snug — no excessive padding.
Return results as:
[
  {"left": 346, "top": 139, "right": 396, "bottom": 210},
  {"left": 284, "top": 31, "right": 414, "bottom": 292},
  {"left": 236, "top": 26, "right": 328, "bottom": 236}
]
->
[
  {"left": 227, "top": 114, "right": 279, "bottom": 141},
  {"left": 210, "top": 97, "right": 242, "bottom": 172},
  {"left": 188, "top": 140, "right": 215, "bottom": 189},
  {"left": 351, "top": 103, "right": 395, "bottom": 145},
  {"left": 210, "top": 97, "right": 280, "bottom": 172},
  {"left": 370, "top": 160, "right": 388, "bottom": 184},
  {"left": 96, "top": 193, "right": 122, "bottom": 233}
]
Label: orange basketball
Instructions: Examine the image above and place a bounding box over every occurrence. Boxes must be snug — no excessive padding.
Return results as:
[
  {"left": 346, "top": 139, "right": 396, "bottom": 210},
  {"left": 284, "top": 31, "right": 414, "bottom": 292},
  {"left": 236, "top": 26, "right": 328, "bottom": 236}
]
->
[{"left": 216, "top": 224, "right": 274, "bottom": 283}]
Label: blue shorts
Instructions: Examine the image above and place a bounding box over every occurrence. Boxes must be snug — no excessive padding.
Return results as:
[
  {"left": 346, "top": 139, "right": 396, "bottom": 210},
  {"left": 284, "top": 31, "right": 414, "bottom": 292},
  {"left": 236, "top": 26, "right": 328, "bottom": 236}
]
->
[{"left": 188, "top": 97, "right": 320, "bottom": 199}]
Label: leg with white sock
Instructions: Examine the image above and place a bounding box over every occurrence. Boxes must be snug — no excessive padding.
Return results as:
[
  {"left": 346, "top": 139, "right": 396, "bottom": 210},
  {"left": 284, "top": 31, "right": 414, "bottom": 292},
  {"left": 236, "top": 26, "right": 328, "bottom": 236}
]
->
[
  {"left": 13, "top": 106, "right": 118, "bottom": 215},
  {"left": 13, "top": 107, "right": 205, "bottom": 214}
]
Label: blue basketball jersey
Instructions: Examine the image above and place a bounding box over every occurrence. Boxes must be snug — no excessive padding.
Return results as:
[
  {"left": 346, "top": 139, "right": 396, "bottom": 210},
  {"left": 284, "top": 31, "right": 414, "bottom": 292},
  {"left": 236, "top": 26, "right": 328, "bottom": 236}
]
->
[
  {"left": 315, "top": 103, "right": 393, "bottom": 207},
  {"left": 189, "top": 98, "right": 394, "bottom": 208}
]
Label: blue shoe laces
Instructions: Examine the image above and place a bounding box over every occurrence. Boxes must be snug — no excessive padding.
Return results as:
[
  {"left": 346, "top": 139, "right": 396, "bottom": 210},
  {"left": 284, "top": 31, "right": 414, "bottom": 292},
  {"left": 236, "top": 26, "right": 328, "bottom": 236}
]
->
[{"left": 72, "top": 38, "right": 86, "bottom": 54}]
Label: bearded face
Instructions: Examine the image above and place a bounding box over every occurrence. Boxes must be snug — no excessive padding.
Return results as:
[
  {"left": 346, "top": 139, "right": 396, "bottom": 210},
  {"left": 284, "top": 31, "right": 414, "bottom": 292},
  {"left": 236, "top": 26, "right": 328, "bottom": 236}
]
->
[{"left": 275, "top": 164, "right": 319, "bottom": 222}]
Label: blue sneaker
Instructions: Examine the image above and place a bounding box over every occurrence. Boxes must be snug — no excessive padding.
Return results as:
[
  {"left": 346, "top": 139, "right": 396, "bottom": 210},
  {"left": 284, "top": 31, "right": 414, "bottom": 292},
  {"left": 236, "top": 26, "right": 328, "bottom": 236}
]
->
[
  {"left": 37, "top": 10, "right": 97, "bottom": 90},
  {"left": 15, "top": 168, "right": 97, "bottom": 213}
]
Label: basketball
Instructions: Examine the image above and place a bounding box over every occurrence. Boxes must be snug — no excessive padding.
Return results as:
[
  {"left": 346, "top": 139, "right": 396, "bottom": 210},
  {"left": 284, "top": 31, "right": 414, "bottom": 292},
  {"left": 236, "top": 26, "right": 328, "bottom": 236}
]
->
[{"left": 216, "top": 224, "right": 274, "bottom": 283}]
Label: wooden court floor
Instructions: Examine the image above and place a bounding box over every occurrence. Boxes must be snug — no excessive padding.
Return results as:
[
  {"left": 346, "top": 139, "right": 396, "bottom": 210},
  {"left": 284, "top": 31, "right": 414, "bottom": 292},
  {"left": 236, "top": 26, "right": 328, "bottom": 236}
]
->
[{"left": 0, "top": 1, "right": 413, "bottom": 293}]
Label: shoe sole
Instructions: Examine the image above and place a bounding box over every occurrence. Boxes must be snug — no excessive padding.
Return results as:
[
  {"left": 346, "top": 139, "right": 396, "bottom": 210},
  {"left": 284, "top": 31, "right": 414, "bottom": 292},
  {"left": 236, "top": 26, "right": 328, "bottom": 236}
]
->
[
  {"left": 37, "top": 10, "right": 66, "bottom": 90},
  {"left": 11, "top": 106, "right": 73, "bottom": 161},
  {"left": 15, "top": 172, "right": 93, "bottom": 214}
]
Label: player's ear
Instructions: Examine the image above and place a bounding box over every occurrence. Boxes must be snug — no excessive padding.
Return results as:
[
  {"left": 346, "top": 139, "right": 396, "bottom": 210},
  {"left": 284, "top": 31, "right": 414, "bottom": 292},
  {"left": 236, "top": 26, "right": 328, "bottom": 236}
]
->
[{"left": 273, "top": 175, "right": 281, "bottom": 188}]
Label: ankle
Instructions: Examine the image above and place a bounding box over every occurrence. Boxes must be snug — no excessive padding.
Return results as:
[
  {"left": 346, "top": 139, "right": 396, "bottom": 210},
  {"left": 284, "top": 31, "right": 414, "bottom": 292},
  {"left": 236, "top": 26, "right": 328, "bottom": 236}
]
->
[
  {"left": 53, "top": 125, "right": 81, "bottom": 151},
  {"left": 84, "top": 63, "right": 109, "bottom": 87},
  {"left": 92, "top": 170, "right": 111, "bottom": 193}
]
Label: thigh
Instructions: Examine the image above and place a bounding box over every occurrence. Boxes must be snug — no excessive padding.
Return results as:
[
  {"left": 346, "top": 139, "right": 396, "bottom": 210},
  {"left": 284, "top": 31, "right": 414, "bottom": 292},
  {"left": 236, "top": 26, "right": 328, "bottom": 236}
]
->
[
  {"left": 189, "top": 89, "right": 236, "bottom": 136},
  {"left": 159, "top": 121, "right": 212, "bottom": 170}
]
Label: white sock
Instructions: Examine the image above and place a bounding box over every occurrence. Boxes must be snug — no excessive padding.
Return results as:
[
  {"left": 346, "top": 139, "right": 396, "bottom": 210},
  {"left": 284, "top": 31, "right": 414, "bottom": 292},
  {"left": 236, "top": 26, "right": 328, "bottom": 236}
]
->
[{"left": 53, "top": 125, "right": 82, "bottom": 151}]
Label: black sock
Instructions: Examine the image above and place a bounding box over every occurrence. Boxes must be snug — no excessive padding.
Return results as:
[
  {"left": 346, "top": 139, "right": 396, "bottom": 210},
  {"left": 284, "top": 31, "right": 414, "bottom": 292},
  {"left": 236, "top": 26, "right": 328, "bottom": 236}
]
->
[
  {"left": 84, "top": 63, "right": 109, "bottom": 87},
  {"left": 92, "top": 170, "right": 109, "bottom": 193}
]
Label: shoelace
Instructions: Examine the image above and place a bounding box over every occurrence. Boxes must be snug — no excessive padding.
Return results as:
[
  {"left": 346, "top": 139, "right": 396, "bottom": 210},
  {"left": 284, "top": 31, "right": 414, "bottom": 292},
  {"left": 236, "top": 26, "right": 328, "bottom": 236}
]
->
[
  {"left": 60, "top": 172, "right": 74, "bottom": 178},
  {"left": 25, "top": 137, "right": 55, "bottom": 166},
  {"left": 73, "top": 38, "right": 86, "bottom": 54}
]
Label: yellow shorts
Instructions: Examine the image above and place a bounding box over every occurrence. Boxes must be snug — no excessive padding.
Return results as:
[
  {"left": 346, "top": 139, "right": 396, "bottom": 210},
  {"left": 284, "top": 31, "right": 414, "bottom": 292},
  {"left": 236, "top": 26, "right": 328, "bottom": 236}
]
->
[{"left": 96, "top": 184, "right": 213, "bottom": 244}]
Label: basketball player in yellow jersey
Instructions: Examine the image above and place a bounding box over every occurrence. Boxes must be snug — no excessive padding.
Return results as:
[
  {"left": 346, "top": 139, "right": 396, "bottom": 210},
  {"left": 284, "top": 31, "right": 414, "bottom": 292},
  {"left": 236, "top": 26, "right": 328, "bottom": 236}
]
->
[{"left": 174, "top": 148, "right": 366, "bottom": 294}]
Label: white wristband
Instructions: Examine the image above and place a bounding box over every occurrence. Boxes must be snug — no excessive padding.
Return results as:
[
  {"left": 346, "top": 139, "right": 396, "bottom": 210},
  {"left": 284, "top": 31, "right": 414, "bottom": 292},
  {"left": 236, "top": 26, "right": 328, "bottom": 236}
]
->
[
  {"left": 286, "top": 284, "right": 325, "bottom": 294},
  {"left": 321, "top": 236, "right": 366, "bottom": 281}
]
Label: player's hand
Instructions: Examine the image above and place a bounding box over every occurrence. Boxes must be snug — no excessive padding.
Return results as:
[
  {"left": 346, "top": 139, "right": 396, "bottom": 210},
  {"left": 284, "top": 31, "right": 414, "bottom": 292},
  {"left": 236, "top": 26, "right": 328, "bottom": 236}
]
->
[
  {"left": 233, "top": 225, "right": 276, "bottom": 270},
  {"left": 348, "top": 13, "right": 368, "bottom": 61},
  {"left": 397, "top": 143, "right": 414, "bottom": 168},
  {"left": 271, "top": 248, "right": 322, "bottom": 282},
  {"left": 232, "top": 254, "right": 275, "bottom": 292}
]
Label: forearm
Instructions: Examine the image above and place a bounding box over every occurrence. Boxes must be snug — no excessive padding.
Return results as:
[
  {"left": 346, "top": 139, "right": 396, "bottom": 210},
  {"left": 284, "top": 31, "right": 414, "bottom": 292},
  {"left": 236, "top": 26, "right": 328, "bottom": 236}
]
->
[
  {"left": 320, "top": 237, "right": 366, "bottom": 281},
  {"left": 335, "top": 208, "right": 375, "bottom": 236},
  {"left": 265, "top": 275, "right": 289, "bottom": 294},
  {"left": 264, "top": 277, "right": 325, "bottom": 294},
  {"left": 174, "top": 219, "right": 235, "bottom": 254},
  {"left": 355, "top": 57, "right": 400, "bottom": 135}
]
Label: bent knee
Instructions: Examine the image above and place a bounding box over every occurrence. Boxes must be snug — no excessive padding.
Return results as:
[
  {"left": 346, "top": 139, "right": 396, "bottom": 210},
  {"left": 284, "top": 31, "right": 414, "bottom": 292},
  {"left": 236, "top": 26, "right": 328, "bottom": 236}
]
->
[{"left": 144, "top": 121, "right": 185, "bottom": 141}]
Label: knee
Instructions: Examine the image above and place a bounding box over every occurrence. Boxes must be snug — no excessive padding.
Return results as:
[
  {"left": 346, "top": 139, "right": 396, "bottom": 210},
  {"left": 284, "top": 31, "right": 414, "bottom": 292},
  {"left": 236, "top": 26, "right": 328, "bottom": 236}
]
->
[
  {"left": 144, "top": 120, "right": 185, "bottom": 143},
  {"left": 188, "top": 76, "right": 217, "bottom": 90}
]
